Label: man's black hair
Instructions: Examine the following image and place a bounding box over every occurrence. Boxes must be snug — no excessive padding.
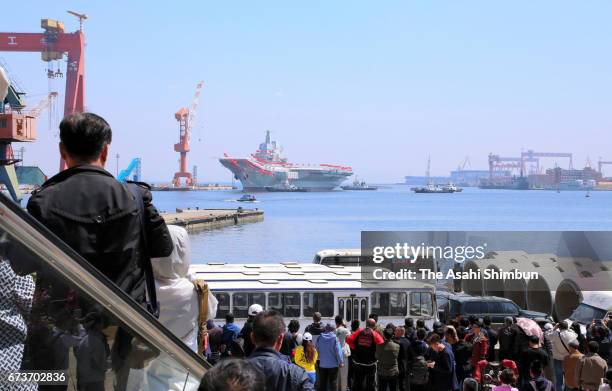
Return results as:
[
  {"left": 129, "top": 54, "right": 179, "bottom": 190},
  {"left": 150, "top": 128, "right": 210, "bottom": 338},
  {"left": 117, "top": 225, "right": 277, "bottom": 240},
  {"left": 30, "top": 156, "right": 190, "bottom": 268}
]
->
[
  {"left": 587, "top": 340, "right": 599, "bottom": 354},
  {"left": 60, "top": 112, "right": 112, "bottom": 161},
  {"left": 334, "top": 315, "right": 344, "bottom": 326},
  {"left": 369, "top": 313, "right": 378, "bottom": 322},
  {"left": 225, "top": 313, "right": 234, "bottom": 323},
  {"left": 530, "top": 360, "right": 543, "bottom": 376},
  {"left": 460, "top": 318, "right": 471, "bottom": 328},
  {"left": 199, "top": 358, "right": 265, "bottom": 391},
  {"left": 252, "top": 310, "right": 286, "bottom": 346},
  {"left": 416, "top": 319, "right": 425, "bottom": 328},
  {"left": 350, "top": 319, "right": 360, "bottom": 332},
  {"left": 383, "top": 328, "right": 394, "bottom": 340},
  {"left": 288, "top": 319, "right": 300, "bottom": 333},
  {"left": 405, "top": 317, "right": 414, "bottom": 328},
  {"left": 457, "top": 326, "right": 467, "bottom": 340},
  {"left": 558, "top": 320, "right": 568, "bottom": 330},
  {"left": 529, "top": 335, "right": 540, "bottom": 345},
  {"left": 416, "top": 328, "right": 427, "bottom": 341}
]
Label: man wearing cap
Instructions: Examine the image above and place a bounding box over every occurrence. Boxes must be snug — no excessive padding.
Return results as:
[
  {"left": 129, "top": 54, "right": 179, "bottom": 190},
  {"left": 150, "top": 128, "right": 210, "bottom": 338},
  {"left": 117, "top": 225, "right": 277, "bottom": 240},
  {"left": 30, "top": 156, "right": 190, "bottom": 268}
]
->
[
  {"left": 562, "top": 339, "right": 583, "bottom": 391},
  {"left": 241, "top": 303, "right": 264, "bottom": 357}
]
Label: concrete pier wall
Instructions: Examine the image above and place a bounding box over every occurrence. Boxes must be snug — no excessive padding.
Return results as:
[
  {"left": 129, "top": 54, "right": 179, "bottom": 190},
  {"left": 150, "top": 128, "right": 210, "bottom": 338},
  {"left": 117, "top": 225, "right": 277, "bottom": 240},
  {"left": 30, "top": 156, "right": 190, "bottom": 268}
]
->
[{"left": 162, "top": 208, "right": 264, "bottom": 232}]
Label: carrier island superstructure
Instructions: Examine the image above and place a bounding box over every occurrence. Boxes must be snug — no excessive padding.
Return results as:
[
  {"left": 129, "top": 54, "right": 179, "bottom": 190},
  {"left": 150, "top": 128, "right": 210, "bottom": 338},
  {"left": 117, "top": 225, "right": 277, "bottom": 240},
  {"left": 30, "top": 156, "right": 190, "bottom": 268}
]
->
[{"left": 220, "top": 131, "right": 353, "bottom": 191}]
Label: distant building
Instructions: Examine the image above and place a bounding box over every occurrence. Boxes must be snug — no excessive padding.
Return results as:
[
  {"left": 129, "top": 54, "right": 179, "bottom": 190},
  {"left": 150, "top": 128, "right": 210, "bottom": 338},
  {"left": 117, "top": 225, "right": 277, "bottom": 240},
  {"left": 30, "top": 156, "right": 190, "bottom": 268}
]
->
[
  {"left": 450, "top": 169, "right": 508, "bottom": 187},
  {"left": 545, "top": 167, "right": 602, "bottom": 183}
]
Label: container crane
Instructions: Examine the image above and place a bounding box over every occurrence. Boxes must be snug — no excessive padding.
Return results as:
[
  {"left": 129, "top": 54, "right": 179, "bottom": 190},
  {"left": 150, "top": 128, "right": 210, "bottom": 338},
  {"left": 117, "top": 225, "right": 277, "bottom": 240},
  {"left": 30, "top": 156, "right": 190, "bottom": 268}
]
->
[
  {"left": 172, "top": 81, "right": 204, "bottom": 188},
  {"left": 0, "top": 12, "right": 87, "bottom": 172}
]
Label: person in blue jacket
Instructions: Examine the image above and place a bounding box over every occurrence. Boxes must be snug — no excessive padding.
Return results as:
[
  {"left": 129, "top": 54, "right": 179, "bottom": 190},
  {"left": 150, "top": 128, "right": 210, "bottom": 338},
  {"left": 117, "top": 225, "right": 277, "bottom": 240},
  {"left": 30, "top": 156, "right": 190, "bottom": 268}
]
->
[
  {"left": 315, "top": 323, "right": 344, "bottom": 391},
  {"left": 221, "top": 313, "right": 241, "bottom": 357}
]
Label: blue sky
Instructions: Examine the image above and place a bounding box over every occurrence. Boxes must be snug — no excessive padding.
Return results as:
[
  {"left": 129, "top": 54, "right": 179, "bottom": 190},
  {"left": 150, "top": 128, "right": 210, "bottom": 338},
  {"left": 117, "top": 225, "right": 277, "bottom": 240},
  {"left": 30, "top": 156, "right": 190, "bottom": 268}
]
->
[{"left": 3, "top": 1, "right": 612, "bottom": 182}]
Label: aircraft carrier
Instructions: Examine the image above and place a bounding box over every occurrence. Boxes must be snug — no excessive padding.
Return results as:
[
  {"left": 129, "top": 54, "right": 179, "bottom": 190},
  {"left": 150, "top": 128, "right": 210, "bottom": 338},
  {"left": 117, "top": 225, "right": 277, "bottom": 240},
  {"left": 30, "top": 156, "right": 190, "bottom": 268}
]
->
[{"left": 220, "top": 131, "right": 352, "bottom": 191}]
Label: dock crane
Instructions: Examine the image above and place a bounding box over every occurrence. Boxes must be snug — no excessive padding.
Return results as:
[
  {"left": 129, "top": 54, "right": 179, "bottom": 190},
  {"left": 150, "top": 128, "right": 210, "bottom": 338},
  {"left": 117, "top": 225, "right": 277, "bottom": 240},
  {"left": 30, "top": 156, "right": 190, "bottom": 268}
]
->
[
  {"left": 172, "top": 81, "right": 204, "bottom": 188},
  {"left": 598, "top": 159, "right": 612, "bottom": 176},
  {"left": 1, "top": 66, "right": 59, "bottom": 201},
  {"left": 0, "top": 11, "right": 87, "bottom": 172}
]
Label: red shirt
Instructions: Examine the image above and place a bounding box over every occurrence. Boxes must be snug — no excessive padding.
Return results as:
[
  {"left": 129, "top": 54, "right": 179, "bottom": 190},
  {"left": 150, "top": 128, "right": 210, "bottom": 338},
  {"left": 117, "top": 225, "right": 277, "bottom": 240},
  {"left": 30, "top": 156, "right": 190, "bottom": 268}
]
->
[{"left": 346, "top": 327, "right": 384, "bottom": 349}]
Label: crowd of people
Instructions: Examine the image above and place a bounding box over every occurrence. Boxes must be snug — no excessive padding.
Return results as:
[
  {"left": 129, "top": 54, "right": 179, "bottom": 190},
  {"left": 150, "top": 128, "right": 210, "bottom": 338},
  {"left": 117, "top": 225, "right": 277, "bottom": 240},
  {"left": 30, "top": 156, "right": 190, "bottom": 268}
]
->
[
  {"left": 0, "top": 112, "right": 610, "bottom": 391},
  {"left": 200, "top": 310, "right": 612, "bottom": 391}
]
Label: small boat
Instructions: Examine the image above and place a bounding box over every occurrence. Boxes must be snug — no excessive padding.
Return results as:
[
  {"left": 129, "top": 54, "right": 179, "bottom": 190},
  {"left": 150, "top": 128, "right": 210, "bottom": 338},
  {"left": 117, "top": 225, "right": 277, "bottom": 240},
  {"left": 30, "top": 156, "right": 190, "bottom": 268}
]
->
[
  {"left": 237, "top": 194, "right": 257, "bottom": 202},
  {"left": 341, "top": 179, "right": 378, "bottom": 191},
  {"left": 411, "top": 156, "right": 462, "bottom": 193}
]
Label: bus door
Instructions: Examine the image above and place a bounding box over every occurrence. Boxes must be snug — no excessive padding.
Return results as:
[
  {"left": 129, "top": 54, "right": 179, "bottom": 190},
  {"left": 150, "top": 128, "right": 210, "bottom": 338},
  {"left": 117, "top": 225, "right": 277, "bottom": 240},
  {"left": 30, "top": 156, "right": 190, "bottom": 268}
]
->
[{"left": 338, "top": 296, "right": 368, "bottom": 323}]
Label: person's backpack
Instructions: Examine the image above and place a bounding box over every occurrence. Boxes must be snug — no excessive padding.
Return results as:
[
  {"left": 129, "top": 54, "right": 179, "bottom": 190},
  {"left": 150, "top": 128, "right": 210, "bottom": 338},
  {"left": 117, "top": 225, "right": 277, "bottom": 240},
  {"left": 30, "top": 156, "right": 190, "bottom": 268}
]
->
[
  {"left": 411, "top": 355, "right": 429, "bottom": 385},
  {"left": 529, "top": 379, "right": 552, "bottom": 391},
  {"left": 354, "top": 328, "right": 376, "bottom": 363}
]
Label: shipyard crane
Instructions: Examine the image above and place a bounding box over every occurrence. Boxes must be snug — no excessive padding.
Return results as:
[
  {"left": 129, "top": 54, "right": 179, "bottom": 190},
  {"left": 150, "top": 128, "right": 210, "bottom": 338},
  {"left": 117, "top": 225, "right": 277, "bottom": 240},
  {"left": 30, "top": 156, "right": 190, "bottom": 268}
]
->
[
  {"left": 0, "top": 12, "right": 87, "bottom": 172},
  {"left": 1, "top": 69, "right": 59, "bottom": 201},
  {"left": 487, "top": 154, "right": 539, "bottom": 177},
  {"left": 598, "top": 159, "right": 612, "bottom": 176},
  {"left": 172, "top": 81, "right": 204, "bottom": 188},
  {"left": 521, "top": 150, "right": 573, "bottom": 170}
]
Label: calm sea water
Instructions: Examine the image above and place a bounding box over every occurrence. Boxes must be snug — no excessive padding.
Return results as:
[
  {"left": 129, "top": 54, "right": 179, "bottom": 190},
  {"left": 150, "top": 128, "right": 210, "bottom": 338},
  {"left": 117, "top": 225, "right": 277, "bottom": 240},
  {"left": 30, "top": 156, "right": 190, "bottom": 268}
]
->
[{"left": 150, "top": 186, "right": 612, "bottom": 264}]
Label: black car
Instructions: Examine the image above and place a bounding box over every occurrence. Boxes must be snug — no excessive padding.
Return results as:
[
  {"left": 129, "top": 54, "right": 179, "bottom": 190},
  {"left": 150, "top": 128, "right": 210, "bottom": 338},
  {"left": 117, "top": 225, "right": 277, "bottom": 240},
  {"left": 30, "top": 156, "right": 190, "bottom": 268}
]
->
[{"left": 440, "top": 294, "right": 551, "bottom": 326}]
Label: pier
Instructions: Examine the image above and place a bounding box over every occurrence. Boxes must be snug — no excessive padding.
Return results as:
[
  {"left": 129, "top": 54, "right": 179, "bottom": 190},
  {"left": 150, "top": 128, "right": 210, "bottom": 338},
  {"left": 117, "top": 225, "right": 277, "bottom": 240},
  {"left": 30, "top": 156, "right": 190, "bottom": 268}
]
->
[{"left": 161, "top": 208, "right": 264, "bottom": 231}]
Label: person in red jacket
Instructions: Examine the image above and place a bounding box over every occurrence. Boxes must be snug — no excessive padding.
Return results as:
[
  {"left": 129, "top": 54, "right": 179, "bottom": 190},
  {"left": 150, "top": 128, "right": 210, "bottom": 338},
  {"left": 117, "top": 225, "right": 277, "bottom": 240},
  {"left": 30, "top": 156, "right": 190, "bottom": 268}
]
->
[
  {"left": 345, "top": 318, "right": 384, "bottom": 391},
  {"left": 470, "top": 321, "right": 490, "bottom": 368}
]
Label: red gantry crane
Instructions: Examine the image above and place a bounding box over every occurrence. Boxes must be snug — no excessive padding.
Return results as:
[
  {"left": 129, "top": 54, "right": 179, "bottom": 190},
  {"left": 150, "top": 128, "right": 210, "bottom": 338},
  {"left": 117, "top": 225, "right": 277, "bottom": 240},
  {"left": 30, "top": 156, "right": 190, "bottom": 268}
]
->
[
  {"left": 0, "top": 11, "right": 87, "bottom": 172},
  {"left": 172, "top": 81, "right": 204, "bottom": 188}
]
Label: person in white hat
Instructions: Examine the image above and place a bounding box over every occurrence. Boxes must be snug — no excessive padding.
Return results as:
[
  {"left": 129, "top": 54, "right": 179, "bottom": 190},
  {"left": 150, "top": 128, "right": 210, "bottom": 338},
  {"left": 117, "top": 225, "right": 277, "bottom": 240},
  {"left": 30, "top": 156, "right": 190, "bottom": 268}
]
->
[
  {"left": 294, "top": 332, "right": 318, "bottom": 385},
  {"left": 240, "top": 303, "right": 264, "bottom": 357}
]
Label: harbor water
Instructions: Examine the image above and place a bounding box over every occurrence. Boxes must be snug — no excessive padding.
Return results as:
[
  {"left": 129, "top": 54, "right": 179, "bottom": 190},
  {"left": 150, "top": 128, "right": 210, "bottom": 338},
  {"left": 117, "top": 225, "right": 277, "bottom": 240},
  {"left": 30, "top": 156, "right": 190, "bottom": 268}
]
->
[{"left": 150, "top": 185, "right": 612, "bottom": 264}]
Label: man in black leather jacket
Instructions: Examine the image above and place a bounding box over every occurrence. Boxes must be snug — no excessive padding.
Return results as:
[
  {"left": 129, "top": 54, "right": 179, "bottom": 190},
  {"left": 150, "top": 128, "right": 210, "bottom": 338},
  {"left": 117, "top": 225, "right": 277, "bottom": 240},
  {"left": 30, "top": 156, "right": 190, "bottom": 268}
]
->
[
  {"left": 248, "top": 310, "right": 314, "bottom": 391},
  {"left": 26, "top": 112, "right": 172, "bottom": 309}
]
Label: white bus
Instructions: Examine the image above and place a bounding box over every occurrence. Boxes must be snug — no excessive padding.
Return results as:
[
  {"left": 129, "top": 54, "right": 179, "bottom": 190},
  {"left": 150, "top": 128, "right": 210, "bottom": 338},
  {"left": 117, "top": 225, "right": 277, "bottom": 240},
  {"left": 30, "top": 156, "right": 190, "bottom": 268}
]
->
[{"left": 190, "top": 262, "right": 438, "bottom": 330}]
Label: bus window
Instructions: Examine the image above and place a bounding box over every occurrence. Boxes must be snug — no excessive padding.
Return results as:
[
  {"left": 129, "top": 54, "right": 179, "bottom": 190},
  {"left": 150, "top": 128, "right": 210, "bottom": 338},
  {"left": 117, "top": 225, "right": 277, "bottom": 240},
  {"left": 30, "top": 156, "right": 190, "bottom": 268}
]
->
[
  {"left": 268, "top": 292, "right": 300, "bottom": 318},
  {"left": 232, "top": 292, "right": 266, "bottom": 318},
  {"left": 215, "top": 292, "right": 230, "bottom": 319},
  {"left": 303, "top": 292, "right": 334, "bottom": 317},
  {"left": 410, "top": 292, "right": 434, "bottom": 317},
  {"left": 360, "top": 298, "right": 368, "bottom": 321},
  {"left": 371, "top": 292, "right": 407, "bottom": 316}
]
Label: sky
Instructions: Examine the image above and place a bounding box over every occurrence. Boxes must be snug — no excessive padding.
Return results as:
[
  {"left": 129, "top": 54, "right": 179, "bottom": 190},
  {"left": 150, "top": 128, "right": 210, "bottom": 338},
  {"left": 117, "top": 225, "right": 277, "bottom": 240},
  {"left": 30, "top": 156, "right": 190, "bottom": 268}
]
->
[{"left": 3, "top": 1, "right": 612, "bottom": 183}]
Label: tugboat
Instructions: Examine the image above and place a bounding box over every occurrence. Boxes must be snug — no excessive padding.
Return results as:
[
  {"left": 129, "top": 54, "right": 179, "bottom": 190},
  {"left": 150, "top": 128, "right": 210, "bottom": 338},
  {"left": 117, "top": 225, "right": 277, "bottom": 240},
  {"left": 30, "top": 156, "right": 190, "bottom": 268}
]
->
[
  {"left": 341, "top": 179, "right": 378, "bottom": 191},
  {"left": 411, "top": 156, "right": 462, "bottom": 193},
  {"left": 237, "top": 194, "right": 257, "bottom": 202}
]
